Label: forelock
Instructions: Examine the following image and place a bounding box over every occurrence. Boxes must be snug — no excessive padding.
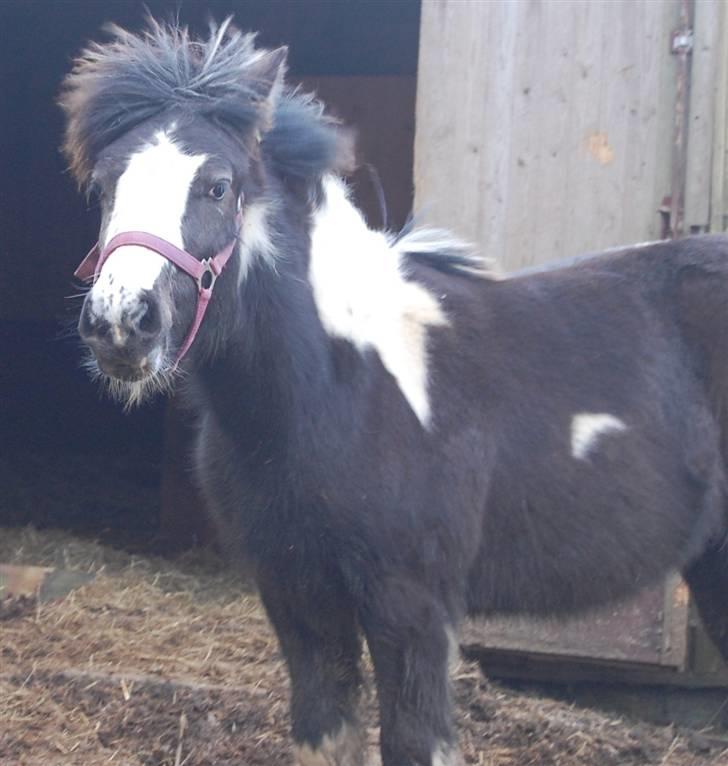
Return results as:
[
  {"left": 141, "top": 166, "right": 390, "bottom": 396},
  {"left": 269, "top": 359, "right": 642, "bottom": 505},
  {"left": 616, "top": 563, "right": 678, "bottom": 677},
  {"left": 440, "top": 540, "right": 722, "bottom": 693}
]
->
[{"left": 59, "top": 18, "right": 275, "bottom": 185}]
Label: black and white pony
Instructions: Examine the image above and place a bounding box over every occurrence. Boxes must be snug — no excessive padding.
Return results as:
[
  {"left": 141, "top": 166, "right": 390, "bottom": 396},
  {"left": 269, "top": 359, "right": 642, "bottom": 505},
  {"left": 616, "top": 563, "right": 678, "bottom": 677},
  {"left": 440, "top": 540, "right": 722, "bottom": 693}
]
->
[{"left": 61, "top": 20, "right": 728, "bottom": 766}]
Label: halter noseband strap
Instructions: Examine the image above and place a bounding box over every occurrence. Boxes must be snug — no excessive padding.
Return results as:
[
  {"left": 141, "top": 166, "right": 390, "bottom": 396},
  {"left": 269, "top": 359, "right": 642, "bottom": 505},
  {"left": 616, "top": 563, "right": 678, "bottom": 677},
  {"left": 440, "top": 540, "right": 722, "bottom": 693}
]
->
[{"left": 74, "top": 215, "right": 241, "bottom": 365}]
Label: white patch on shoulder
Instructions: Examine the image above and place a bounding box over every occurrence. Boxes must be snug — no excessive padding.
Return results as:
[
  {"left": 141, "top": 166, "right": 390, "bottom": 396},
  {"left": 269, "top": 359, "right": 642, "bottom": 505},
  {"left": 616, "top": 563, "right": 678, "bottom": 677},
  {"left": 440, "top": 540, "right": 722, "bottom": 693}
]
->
[
  {"left": 90, "top": 131, "right": 206, "bottom": 326},
  {"left": 295, "top": 721, "right": 365, "bottom": 766},
  {"left": 571, "top": 413, "right": 627, "bottom": 460},
  {"left": 309, "top": 176, "right": 448, "bottom": 428},
  {"left": 237, "top": 199, "right": 277, "bottom": 284}
]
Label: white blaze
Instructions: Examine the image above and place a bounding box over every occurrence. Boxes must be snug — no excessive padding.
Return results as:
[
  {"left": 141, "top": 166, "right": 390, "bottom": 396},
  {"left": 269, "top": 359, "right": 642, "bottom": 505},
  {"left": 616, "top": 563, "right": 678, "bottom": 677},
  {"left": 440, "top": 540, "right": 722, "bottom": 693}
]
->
[{"left": 90, "top": 131, "right": 206, "bottom": 327}]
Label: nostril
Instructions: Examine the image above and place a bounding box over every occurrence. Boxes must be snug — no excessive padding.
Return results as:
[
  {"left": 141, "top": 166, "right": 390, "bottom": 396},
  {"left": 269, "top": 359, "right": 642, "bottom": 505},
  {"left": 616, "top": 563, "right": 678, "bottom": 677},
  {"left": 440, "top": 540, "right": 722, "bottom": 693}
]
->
[
  {"left": 79, "top": 303, "right": 110, "bottom": 341},
  {"left": 136, "top": 298, "right": 162, "bottom": 336}
]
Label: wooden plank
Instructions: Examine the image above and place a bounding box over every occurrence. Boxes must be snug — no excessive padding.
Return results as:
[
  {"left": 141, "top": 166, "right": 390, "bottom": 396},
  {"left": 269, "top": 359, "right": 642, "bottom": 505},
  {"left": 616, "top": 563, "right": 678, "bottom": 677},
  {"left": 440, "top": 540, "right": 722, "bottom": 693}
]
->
[
  {"left": 502, "top": 0, "right": 548, "bottom": 267},
  {"left": 461, "top": 582, "right": 676, "bottom": 668},
  {"left": 0, "top": 564, "right": 50, "bottom": 598},
  {"left": 685, "top": 0, "right": 722, "bottom": 231},
  {"left": 474, "top": 1, "right": 519, "bottom": 259},
  {"left": 612, "top": 1, "right": 678, "bottom": 244},
  {"left": 462, "top": 646, "right": 728, "bottom": 730},
  {"left": 518, "top": 0, "right": 578, "bottom": 266},
  {"left": 710, "top": 0, "right": 728, "bottom": 232},
  {"left": 660, "top": 573, "right": 690, "bottom": 671},
  {"left": 0, "top": 563, "right": 94, "bottom": 602},
  {"left": 463, "top": 644, "right": 728, "bottom": 689},
  {"left": 550, "top": 0, "right": 606, "bottom": 263},
  {"left": 415, "top": 0, "right": 492, "bottom": 244}
]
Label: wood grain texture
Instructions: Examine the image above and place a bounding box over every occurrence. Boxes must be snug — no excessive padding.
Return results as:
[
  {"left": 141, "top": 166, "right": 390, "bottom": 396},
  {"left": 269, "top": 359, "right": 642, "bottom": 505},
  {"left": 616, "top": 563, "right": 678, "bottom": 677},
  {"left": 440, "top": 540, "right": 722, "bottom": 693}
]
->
[
  {"left": 685, "top": 0, "right": 721, "bottom": 231},
  {"left": 710, "top": 0, "right": 728, "bottom": 233},
  {"left": 415, "top": 0, "right": 683, "bottom": 270}
]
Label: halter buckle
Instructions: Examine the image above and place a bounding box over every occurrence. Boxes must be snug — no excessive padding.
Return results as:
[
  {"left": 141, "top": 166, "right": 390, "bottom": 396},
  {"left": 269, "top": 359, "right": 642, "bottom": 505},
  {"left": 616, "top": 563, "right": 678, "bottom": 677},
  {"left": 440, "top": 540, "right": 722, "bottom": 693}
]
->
[{"left": 198, "top": 259, "right": 217, "bottom": 292}]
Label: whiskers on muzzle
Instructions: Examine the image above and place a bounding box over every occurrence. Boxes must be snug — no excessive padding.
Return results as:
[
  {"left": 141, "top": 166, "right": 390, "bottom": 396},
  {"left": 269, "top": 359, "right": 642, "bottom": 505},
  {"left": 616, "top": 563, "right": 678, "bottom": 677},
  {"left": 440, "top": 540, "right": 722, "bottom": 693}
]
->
[{"left": 81, "top": 348, "right": 185, "bottom": 411}]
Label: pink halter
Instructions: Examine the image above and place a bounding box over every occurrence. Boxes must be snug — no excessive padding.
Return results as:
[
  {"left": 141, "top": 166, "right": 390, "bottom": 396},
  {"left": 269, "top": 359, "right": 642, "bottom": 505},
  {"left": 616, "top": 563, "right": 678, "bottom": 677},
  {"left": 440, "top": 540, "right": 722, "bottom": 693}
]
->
[{"left": 74, "top": 215, "right": 241, "bottom": 365}]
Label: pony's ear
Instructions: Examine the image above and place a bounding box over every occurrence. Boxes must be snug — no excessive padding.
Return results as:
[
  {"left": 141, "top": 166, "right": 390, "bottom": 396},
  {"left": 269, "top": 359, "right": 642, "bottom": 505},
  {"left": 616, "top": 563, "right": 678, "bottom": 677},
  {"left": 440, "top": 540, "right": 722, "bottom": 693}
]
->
[{"left": 246, "top": 46, "right": 288, "bottom": 133}]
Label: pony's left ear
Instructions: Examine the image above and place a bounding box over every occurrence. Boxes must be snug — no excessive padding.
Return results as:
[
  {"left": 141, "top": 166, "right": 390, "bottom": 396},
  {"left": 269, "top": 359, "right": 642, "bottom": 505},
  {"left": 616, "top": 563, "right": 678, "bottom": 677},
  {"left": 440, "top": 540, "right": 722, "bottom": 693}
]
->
[{"left": 247, "top": 46, "right": 288, "bottom": 133}]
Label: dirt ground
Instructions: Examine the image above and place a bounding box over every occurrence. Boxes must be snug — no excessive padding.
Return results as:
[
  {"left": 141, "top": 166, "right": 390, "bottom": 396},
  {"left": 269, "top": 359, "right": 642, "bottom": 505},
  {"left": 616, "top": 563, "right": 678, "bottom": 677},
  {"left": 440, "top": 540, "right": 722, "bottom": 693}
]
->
[{"left": 1, "top": 527, "right": 727, "bottom": 766}]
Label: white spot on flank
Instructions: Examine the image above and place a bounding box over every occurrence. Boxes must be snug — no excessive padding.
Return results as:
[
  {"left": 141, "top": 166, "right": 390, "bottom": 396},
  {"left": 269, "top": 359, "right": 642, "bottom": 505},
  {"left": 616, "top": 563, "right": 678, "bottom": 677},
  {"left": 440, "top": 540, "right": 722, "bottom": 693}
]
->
[
  {"left": 90, "top": 131, "right": 206, "bottom": 325},
  {"left": 309, "top": 176, "right": 448, "bottom": 428},
  {"left": 295, "top": 722, "right": 365, "bottom": 766},
  {"left": 571, "top": 413, "right": 627, "bottom": 460}
]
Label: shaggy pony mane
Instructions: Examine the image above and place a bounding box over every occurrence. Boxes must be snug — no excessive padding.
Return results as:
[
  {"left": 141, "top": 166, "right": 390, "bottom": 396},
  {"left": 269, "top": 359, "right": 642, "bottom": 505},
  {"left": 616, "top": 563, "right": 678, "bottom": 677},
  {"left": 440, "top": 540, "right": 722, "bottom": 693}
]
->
[{"left": 59, "top": 18, "right": 351, "bottom": 187}]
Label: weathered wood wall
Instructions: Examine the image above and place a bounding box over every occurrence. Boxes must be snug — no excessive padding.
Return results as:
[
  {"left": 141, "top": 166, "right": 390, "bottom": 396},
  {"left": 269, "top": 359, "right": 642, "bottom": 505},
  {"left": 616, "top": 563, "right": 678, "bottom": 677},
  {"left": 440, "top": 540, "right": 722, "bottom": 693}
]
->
[
  {"left": 708, "top": 0, "right": 728, "bottom": 233},
  {"left": 414, "top": 0, "right": 727, "bottom": 271},
  {"left": 685, "top": 0, "right": 725, "bottom": 233}
]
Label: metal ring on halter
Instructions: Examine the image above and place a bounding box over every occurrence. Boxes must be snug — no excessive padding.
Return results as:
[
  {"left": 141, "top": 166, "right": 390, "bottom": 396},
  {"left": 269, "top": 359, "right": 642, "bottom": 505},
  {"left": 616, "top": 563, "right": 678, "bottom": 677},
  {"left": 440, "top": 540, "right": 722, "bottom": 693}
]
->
[{"left": 198, "top": 260, "right": 217, "bottom": 292}]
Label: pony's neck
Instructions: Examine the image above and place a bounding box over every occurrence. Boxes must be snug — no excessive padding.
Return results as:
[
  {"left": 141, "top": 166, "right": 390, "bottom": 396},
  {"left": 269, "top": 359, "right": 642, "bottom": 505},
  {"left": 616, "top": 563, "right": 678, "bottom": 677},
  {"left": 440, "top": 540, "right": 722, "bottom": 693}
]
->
[
  {"left": 193, "top": 173, "right": 450, "bottom": 458},
  {"left": 194, "top": 187, "right": 340, "bottom": 462}
]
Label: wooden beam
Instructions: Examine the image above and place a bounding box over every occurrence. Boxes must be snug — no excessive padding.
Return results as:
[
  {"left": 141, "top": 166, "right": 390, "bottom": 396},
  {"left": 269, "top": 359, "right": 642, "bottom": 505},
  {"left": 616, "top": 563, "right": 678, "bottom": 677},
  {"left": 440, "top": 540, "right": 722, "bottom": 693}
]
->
[
  {"left": 710, "top": 0, "right": 728, "bottom": 232},
  {"left": 684, "top": 0, "right": 721, "bottom": 232}
]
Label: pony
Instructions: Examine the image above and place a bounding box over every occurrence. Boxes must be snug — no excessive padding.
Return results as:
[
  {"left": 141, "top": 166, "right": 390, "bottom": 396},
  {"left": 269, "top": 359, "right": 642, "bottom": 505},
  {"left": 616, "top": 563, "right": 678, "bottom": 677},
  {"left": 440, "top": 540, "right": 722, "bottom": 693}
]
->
[{"left": 61, "top": 19, "right": 728, "bottom": 766}]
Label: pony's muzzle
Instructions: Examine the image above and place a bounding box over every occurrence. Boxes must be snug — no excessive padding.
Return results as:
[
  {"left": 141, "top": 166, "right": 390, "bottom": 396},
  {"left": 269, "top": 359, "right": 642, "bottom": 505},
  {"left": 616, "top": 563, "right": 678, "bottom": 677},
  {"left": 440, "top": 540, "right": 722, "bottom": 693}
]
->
[{"left": 79, "top": 292, "right": 165, "bottom": 380}]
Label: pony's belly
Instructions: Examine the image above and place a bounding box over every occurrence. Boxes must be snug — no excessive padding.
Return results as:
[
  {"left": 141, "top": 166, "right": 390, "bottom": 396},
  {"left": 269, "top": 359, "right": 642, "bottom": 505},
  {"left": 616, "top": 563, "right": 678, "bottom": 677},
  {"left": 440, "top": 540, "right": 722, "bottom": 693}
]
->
[{"left": 466, "top": 447, "right": 721, "bottom": 618}]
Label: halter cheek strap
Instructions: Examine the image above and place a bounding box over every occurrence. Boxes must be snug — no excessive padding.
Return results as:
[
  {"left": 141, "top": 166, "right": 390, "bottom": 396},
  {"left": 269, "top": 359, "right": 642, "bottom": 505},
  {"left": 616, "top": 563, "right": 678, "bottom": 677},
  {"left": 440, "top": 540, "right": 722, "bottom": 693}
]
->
[{"left": 74, "top": 213, "right": 241, "bottom": 365}]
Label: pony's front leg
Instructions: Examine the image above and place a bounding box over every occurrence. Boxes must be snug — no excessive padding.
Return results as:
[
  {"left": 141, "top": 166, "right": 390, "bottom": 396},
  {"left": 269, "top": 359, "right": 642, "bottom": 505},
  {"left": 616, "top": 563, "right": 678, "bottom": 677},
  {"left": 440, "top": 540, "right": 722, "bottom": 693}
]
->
[
  {"left": 258, "top": 574, "right": 365, "bottom": 766},
  {"left": 361, "top": 576, "right": 460, "bottom": 766}
]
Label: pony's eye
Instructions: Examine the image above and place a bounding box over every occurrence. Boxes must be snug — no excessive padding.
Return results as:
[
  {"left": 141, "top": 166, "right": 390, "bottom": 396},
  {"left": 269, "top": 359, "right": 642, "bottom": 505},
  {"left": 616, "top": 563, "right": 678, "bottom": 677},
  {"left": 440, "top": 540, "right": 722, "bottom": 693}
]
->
[{"left": 209, "top": 181, "right": 229, "bottom": 201}]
